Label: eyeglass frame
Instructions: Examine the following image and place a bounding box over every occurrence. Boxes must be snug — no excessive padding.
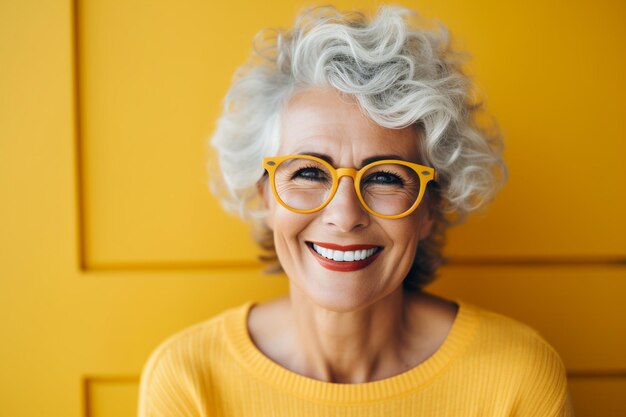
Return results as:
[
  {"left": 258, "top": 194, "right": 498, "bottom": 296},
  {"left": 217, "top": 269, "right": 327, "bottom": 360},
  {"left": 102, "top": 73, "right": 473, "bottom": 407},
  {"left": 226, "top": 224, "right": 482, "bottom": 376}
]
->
[{"left": 262, "top": 154, "right": 437, "bottom": 219}]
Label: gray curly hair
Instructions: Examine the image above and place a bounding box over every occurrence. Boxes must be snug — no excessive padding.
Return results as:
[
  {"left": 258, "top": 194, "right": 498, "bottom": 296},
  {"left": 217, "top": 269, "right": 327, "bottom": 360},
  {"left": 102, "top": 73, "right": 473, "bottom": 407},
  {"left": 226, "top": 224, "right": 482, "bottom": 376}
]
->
[{"left": 209, "top": 5, "right": 506, "bottom": 290}]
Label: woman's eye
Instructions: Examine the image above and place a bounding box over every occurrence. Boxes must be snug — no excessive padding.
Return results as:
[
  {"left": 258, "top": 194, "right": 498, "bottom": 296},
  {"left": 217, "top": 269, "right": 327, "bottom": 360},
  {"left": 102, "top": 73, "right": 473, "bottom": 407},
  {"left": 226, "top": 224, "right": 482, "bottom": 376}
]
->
[
  {"left": 366, "top": 172, "right": 403, "bottom": 185},
  {"left": 293, "top": 167, "right": 327, "bottom": 181}
]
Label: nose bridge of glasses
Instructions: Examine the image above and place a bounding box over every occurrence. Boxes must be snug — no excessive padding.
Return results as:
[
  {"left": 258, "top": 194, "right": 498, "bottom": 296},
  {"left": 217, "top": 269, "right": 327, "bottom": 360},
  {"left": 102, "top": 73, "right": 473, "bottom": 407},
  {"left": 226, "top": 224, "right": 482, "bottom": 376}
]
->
[
  {"left": 330, "top": 167, "right": 365, "bottom": 213},
  {"left": 335, "top": 167, "right": 358, "bottom": 180},
  {"left": 326, "top": 167, "right": 367, "bottom": 218},
  {"left": 334, "top": 167, "right": 360, "bottom": 194}
]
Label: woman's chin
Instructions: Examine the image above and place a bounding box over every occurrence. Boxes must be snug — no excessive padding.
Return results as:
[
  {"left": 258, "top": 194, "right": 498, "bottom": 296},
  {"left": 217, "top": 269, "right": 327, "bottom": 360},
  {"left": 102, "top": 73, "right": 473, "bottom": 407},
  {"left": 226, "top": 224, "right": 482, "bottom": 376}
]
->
[{"left": 290, "top": 280, "right": 392, "bottom": 313}]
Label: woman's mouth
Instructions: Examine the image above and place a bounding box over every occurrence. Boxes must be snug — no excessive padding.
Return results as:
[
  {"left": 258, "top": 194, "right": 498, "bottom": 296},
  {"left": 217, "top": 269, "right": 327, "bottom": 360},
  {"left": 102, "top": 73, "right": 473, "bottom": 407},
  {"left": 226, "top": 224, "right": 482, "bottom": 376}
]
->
[{"left": 306, "top": 242, "right": 383, "bottom": 272}]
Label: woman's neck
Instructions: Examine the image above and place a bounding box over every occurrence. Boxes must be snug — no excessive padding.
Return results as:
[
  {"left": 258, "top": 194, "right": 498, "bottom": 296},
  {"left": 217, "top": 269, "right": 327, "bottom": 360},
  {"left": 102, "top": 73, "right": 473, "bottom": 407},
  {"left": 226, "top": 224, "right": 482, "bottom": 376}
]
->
[{"left": 286, "top": 286, "right": 419, "bottom": 383}]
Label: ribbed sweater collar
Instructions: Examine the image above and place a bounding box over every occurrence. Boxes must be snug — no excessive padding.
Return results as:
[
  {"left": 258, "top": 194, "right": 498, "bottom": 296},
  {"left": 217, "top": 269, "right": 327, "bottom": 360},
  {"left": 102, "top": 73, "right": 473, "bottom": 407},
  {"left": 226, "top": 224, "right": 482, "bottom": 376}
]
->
[{"left": 223, "top": 299, "right": 480, "bottom": 404}]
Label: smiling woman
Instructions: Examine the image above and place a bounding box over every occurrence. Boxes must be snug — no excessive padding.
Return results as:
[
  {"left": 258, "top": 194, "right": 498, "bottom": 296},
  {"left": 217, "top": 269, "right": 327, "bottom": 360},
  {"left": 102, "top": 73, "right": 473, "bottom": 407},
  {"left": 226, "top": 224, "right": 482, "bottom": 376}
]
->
[
  {"left": 261, "top": 88, "right": 436, "bottom": 313},
  {"left": 138, "top": 5, "right": 573, "bottom": 416}
]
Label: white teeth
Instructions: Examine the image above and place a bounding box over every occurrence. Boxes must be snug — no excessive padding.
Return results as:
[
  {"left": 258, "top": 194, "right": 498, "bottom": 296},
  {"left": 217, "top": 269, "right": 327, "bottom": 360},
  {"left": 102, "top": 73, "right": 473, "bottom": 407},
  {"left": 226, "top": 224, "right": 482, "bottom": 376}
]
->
[{"left": 312, "top": 244, "right": 379, "bottom": 262}]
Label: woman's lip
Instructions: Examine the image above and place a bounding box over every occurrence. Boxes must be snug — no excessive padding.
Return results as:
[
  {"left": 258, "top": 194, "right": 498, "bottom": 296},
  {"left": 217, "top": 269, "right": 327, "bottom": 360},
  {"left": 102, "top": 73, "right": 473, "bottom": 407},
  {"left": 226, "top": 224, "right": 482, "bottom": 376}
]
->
[
  {"left": 306, "top": 244, "right": 383, "bottom": 272},
  {"left": 307, "top": 241, "right": 381, "bottom": 251}
]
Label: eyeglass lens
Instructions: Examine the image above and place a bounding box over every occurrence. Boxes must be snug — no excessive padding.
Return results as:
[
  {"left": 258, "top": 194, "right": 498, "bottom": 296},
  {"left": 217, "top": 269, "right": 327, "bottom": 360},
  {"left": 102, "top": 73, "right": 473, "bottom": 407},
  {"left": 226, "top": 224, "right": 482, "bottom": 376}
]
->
[{"left": 273, "top": 157, "right": 422, "bottom": 216}]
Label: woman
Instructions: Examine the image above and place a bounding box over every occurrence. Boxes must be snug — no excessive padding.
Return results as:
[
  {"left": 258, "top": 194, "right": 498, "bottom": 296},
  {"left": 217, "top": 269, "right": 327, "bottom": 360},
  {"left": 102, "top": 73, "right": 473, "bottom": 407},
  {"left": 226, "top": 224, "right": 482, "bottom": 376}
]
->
[{"left": 139, "top": 6, "right": 573, "bottom": 416}]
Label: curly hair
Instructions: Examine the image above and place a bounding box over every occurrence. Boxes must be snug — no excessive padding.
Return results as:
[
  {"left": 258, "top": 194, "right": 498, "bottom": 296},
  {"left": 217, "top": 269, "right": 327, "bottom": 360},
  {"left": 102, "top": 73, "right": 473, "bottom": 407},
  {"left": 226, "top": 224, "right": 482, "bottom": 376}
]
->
[{"left": 209, "top": 5, "right": 506, "bottom": 290}]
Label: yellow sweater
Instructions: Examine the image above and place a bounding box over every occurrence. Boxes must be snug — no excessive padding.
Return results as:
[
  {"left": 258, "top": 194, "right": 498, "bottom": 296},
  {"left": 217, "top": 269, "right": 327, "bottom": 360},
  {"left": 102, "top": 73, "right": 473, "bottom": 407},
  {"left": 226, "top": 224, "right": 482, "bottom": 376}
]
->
[{"left": 138, "top": 300, "right": 574, "bottom": 416}]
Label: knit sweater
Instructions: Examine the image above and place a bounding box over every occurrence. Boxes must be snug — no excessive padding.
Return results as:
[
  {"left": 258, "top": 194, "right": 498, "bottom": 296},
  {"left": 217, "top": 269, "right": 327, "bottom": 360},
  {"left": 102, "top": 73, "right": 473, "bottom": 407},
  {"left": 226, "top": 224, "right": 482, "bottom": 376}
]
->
[{"left": 137, "top": 300, "right": 574, "bottom": 416}]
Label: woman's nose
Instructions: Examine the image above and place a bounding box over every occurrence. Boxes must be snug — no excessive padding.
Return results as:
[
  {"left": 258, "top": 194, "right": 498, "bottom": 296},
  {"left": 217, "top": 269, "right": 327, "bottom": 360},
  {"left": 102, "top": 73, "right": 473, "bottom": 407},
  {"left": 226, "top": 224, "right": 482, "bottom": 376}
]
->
[{"left": 321, "top": 177, "right": 370, "bottom": 232}]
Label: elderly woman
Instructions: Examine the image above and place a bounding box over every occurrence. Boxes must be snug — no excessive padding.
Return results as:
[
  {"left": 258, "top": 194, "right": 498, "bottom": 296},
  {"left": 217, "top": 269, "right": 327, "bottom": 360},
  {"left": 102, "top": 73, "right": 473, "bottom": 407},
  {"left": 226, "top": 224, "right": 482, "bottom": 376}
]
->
[{"left": 138, "top": 6, "right": 573, "bottom": 417}]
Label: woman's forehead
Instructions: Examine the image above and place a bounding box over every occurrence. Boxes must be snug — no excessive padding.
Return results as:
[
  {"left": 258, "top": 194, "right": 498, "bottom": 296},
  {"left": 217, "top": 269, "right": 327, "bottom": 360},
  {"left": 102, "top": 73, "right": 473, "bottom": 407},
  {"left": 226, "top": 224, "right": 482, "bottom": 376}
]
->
[
  {"left": 279, "top": 88, "right": 420, "bottom": 159},
  {"left": 280, "top": 88, "right": 364, "bottom": 135}
]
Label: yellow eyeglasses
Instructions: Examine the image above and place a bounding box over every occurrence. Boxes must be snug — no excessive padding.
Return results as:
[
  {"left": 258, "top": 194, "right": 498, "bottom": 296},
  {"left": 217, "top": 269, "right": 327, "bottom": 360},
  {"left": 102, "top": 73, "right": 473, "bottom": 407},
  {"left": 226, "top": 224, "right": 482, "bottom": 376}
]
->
[{"left": 263, "top": 155, "right": 437, "bottom": 219}]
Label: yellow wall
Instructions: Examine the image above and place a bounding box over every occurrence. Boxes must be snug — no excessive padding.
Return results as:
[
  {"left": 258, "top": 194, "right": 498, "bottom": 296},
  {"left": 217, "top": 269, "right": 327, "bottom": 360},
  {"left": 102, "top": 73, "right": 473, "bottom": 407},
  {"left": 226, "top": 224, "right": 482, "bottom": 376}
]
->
[{"left": 1, "top": 0, "right": 624, "bottom": 416}]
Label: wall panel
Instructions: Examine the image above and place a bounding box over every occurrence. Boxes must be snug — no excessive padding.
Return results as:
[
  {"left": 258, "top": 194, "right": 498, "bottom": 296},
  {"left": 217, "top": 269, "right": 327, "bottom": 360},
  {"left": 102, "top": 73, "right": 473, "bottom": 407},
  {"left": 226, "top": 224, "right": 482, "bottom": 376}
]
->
[
  {"left": 1, "top": 0, "right": 624, "bottom": 416},
  {"left": 77, "top": 0, "right": 626, "bottom": 268}
]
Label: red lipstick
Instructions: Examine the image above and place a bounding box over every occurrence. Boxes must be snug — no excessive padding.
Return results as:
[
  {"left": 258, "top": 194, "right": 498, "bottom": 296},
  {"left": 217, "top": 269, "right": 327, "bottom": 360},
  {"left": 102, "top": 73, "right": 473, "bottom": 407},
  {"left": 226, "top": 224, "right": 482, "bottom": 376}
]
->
[
  {"left": 309, "top": 241, "right": 379, "bottom": 251},
  {"left": 306, "top": 242, "right": 383, "bottom": 272}
]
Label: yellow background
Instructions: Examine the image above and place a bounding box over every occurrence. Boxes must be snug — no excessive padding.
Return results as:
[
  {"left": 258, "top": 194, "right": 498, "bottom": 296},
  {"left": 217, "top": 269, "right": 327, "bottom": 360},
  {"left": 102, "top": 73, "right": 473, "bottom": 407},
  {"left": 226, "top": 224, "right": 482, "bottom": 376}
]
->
[{"left": 1, "top": 0, "right": 625, "bottom": 416}]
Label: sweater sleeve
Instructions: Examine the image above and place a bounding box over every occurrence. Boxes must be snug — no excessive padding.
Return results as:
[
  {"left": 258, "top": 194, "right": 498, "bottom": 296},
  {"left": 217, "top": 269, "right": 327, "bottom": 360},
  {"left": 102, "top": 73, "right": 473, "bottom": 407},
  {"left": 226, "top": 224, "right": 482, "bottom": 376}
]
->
[
  {"left": 137, "top": 336, "right": 209, "bottom": 417},
  {"left": 511, "top": 331, "right": 574, "bottom": 417}
]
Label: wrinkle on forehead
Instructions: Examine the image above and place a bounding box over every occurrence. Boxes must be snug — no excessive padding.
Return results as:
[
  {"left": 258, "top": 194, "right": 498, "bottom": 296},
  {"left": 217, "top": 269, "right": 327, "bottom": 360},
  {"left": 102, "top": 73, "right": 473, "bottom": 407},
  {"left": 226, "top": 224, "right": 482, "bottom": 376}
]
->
[{"left": 279, "top": 88, "right": 422, "bottom": 164}]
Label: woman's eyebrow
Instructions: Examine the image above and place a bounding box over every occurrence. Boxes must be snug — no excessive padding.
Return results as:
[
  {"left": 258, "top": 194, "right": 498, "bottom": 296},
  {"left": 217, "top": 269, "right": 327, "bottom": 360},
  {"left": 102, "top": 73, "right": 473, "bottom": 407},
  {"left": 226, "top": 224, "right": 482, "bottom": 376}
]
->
[
  {"left": 299, "top": 152, "right": 407, "bottom": 168},
  {"left": 300, "top": 152, "right": 334, "bottom": 165},
  {"left": 360, "top": 155, "right": 405, "bottom": 167}
]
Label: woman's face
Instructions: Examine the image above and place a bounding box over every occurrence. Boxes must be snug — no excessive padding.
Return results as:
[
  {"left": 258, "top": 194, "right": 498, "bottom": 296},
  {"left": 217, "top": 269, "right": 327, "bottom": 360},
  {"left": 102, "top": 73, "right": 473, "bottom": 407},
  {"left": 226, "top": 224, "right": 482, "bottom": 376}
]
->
[{"left": 262, "top": 88, "right": 433, "bottom": 312}]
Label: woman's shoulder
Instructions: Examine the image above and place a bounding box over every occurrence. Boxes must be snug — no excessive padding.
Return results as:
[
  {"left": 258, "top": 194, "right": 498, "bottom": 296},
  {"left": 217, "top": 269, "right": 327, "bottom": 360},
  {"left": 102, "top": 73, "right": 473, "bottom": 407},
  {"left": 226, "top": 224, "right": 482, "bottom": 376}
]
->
[
  {"left": 462, "top": 301, "right": 568, "bottom": 390},
  {"left": 140, "top": 303, "right": 251, "bottom": 378},
  {"left": 461, "top": 302, "right": 571, "bottom": 415},
  {"left": 137, "top": 303, "right": 252, "bottom": 416},
  {"left": 468, "top": 301, "right": 562, "bottom": 356}
]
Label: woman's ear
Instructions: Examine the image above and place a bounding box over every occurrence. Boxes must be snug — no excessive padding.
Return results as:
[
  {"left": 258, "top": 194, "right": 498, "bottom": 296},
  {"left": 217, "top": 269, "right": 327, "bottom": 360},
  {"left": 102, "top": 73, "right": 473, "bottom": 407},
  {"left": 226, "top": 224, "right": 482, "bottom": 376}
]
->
[
  {"left": 418, "top": 193, "right": 439, "bottom": 240},
  {"left": 418, "top": 210, "right": 434, "bottom": 240},
  {"left": 257, "top": 178, "right": 268, "bottom": 208},
  {"left": 257, "top": 177, "right": 274, "bottom": 230}
]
